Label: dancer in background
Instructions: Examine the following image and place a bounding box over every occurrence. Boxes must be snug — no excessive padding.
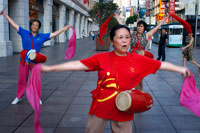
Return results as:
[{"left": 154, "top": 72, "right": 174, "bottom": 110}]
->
[
  {"left": 147, "top": 35, "right": 153, "bottom": 50},
  {"left": 181, "top": 33, "right": 200, "bottom": 71},
  {"left": 115, "top": 14, "right": 168, "bottom": 90},
  {"left": 41, "top": 25, "right": 190, "bottom": 133},
  {"left": 0, "top": 11, "right": 71, "bottom": 104}
]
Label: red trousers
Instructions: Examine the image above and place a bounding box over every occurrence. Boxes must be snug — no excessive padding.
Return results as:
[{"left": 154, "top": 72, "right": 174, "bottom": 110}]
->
[{"left": 16, "top": 63, "right": 34, "bottom": 98}]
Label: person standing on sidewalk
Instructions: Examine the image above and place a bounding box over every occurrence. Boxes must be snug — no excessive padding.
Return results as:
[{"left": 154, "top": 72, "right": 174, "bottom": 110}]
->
[
  {"left": 147, "top": 35, "right": 153, "bottom": 50},
  {"left": 157, "top": 28, "right": 168, "bottom": 61},
  {"left": 41, "top": 25, "right": 190, "bottom": 133},
  {"left": 0, "top": 11, "right": 71, "bottom": 104},
  {"left": 181, "top": 33, "right": 200, "bottom": 71}
]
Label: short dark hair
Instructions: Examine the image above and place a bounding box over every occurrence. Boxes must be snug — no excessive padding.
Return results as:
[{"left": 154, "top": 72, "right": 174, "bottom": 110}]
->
[
  {"left": 137, "top": 20, "right": 147, "bottom": 31},
  {"left": 30, "top": 19, "right": 41, "bottom": 29},
  {"left": 110, "top": 24, "right": 130, "bottom": 41}
]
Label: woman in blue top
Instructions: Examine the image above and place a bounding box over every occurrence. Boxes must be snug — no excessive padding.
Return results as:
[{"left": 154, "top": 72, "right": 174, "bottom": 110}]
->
[{"left": 1, "top": 11, "right": 71, "bottom": 104}]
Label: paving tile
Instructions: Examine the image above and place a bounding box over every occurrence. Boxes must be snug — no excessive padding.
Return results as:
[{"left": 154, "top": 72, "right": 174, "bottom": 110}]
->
[
  {"left": 55, "top": 127, "right": 85, "bottom": 133},
  {"left": 22, "top": 112, "right": 63, "bottom": 128},
  {"left": 0, "top": 112, "right": 28, "bottom": 126},
  {"left": 76, "top": 90, "right": 92, "bottom": 97},
  {"left": 66, "top": 105, "right": 90, "bottom": 115},
  {"left": 168, "top": 116, "right": 200, "bottom": 130},
  {"left": 71, "top": 96, "right": 92, "bottom": 105},
  {"left": 15, "top": 126, "right": 54, "bottom": 133},
  {"left": 136, "top": 129, "right": 176, "bottom": 133},
  {"left": 134, "top": 115, "right": 174, "bottom": 130},
  {"left": 152, "top": 89, "right": 179, "bottom": 98},
  {"left": 162, "top": 106, "right": 195, "bottom": 116},
  {"left": 135, "top": 105, "right": 165, "bottom": 116},
  {"left": 0, "top": 126, "right": 17, "bottom": 133},
  {"left": 177, "top": 130, "right": 200, "bottom": 133},
  {"left": 58, "top": 114, "right": 88, "bottom": 128},
  {"left": 157, "top": 97, "right": 180, "bottom": 106}
]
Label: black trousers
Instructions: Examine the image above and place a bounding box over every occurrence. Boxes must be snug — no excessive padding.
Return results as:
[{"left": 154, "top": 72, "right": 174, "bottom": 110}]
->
[{"left": 157, "top": 46, "right": 165, "bottom": 61}]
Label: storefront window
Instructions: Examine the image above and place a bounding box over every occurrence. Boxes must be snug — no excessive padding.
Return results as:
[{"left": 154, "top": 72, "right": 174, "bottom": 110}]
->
[{"left": 29, "top": 0, "right": 44, "bottom": 32}]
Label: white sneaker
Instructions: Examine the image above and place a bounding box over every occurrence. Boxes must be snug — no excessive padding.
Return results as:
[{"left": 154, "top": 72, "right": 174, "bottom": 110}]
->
[
  {"left": 40, "top": 100, "right": 42, "bottom": 105},
  {"left": 11, "top": 97, "right": 22, "bottom": 104}
]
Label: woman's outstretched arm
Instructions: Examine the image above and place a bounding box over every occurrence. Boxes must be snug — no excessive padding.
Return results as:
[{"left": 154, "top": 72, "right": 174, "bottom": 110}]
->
[
  {"left": 0, "top": 11, "right": 19, "bottom": 31},
  {"left": 41, "top": 60, "right": 89, "bottom": 72},
  {"left": 159, "top": 62, "right": 190, "bottom": 78},
  {"left": 50, "top": 25, "right": 71, "bottom": 39},
  {"left": 146, "top": 15, "right": 168, "bottom": 39}
]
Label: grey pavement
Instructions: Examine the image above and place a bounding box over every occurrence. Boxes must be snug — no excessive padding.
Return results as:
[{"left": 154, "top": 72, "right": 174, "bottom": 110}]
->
[{"left": 0, "top": 37, "right": 200, "bottom": 133}]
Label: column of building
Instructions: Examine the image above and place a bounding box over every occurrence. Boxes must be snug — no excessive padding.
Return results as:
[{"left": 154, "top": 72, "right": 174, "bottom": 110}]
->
[
  {"left": 58, "top": 4, "right": 66, "bottom": 43},
  {"left": 0, "top": 0, "right": 13, "bottom": 57},
  {"left": 75, "top": 12, "right": 80, "bottom": 39},
  {"left": 88, "top": 22, "right": 91, "bottom": 37},
  {"left": 9, "top": 0, "right": 29, "bottom": 52},
  {"left": 80, "top": 15, "right": 85, "bottom": 38},
  {"left": 84, "top": 17, "right": 88, "bottom": 37},
  {"left": 67, "top": 9, "right": 75, "bottom": 40},
  {"left": 43, "top": 0, "right": 53, "bottom": 46}
]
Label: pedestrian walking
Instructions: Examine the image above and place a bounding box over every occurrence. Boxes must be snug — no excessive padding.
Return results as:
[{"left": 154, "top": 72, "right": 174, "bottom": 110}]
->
[
  {"left": 91, "top": 31, "right": 94, "bottom": 40},
  {"left": 0, "top": 11, "right": 71, "bottom": 104},
  {"left": 181, "top": 33, "right": 200, "bottom": 71},
  {"left": 82, "top": 29, "right": 86, "bottom": 38},
  {"left": 157, "top": 28, "right": 168, "bottom": 61},
  {"left": 41, "top": 24, "right": 190, "bottom": 133}
]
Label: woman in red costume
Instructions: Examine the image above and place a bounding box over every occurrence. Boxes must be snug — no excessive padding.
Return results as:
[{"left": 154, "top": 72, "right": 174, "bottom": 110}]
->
[
  {"left": 41, "top": 25, "right": 190, "bottom": 133},
  {"left": 115, "top": 14, "right": 168, "bottom": 90}
]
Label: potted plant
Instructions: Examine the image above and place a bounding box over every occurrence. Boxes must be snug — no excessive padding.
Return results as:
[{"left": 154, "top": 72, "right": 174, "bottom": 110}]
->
[{"left": 89, "top": 2, "right": 119, "bottom": 51}]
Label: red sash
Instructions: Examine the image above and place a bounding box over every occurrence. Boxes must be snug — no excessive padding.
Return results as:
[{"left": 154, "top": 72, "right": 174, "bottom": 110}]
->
[{"left": 132, "top": 34, "right": 154, "bottom": 59}]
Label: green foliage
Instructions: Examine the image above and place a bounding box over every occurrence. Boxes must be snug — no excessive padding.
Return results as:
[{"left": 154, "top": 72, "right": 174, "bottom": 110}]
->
[
  {"left": 125, "top": 15, "right": 138, "bottom": 25},
  {"left": 89, "top": 2, "right": 119, "bottom": 26}
]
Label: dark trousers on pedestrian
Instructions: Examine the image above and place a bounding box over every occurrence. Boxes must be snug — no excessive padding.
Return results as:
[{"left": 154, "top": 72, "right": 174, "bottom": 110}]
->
[{"left": 157, "top": 46, "right": 165, "bottom": 61}]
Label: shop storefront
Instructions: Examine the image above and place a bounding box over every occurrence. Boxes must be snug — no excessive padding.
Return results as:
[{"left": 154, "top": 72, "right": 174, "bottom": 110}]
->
[
  {"left": 52, "top": 2, "right": 59, "bottom": 43},
  {"left": 29, "top": 0, "right": 44, "bottom": 32}
]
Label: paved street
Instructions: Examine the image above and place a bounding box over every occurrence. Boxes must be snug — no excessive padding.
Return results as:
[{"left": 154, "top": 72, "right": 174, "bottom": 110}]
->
[{"left": 0, "top": 37, "right": 200, "bottom": 133}]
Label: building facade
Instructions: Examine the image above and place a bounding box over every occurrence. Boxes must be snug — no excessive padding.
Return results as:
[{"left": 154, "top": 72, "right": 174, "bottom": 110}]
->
[{"left": 0, "top": 0, "right": 99, "bottom": 57}]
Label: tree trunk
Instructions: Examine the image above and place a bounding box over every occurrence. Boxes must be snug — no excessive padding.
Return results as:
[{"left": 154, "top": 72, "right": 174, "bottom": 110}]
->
[{"left": 96, "top": 35, "right": 110, "bottom": 51}]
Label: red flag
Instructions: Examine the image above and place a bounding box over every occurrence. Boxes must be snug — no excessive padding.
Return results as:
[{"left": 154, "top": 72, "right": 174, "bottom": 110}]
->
[
  {"left": 180, "top": 72, "right": 200, "bottom": 117},
  {"left": 26, "top": 64, "right": 43, "bottom": 133},
  {"left": 65, "top": 26, "right": 76, "bottom": 60},
  {"left": 170, "top": 14, "right": 192, "bottom": 34},
  {"left": 83, "top": 0, "right": 87, "bottom": 4},
  {"left": 98, "top": 14, "right": 114, "bottom": 45}
]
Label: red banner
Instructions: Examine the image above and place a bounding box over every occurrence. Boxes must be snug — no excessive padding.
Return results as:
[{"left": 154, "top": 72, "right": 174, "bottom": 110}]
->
[
  {"left": 169, "top": 0, "right": 175, "bottom": 14},
  {"left": 159, "top": 0, "right": 165, "bottom": 16}
]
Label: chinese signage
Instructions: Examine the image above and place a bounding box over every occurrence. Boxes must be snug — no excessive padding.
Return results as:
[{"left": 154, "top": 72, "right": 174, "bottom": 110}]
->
[
  {"left": 159, "top": 0, "right": 165, "bottom": 16},
  {"left": 169, "top": 0, "right": 175, "bottom": 14}
]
